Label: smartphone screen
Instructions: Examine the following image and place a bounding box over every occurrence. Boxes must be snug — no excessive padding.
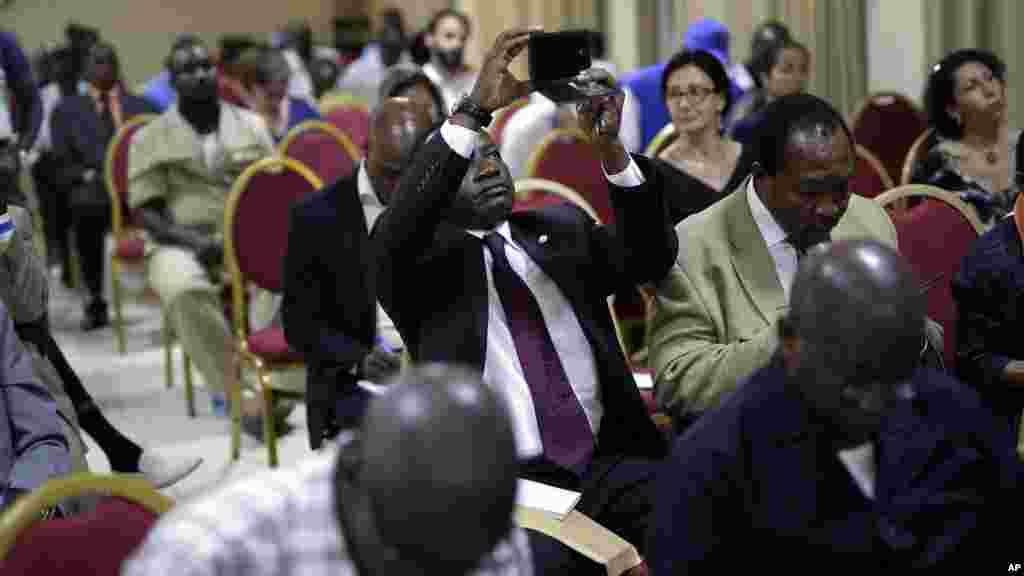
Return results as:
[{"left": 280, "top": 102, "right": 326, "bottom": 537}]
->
[{"left": 528, "top": 30, "right": 592, "bottom": 84}]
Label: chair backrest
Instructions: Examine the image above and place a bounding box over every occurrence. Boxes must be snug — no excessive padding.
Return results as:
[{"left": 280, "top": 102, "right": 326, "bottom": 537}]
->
[
  {"left": 900, "top": 128, "right": 937, "bottom": 185},
  {"left": 851, "top": 144, "right": 895, "bottom": 198},
  {"left": 875, "top": 184, "right": 985, "bottom": 370},
  {"left": 526, "top": 129, "right": 614, "bottom": 224},
  {"left": 489, "top": 97, "right": 530, "bottom": 147},
  {"left": 643, "top": 123, "right": 677, "bottom": 158},
  {"left": 850, "top": 92, "right": 927, "bottom": 185},
  {"left": 104, "top": 114, "right": 158, "bottom": 234},
  {"left": 322, "top": 101, "right": 371, "bottom": 152},
  {"left": 0, "top": 473, "right": 173, "bottom": 568},
  {"left": 318, "top": 91, "right": 370, "bottom": 115},
  {"left": 225, "top": 157, "right": 323, "bottom": 336},
  {"left": 280, "top": 120, "right": 362, "bottom": 186}
]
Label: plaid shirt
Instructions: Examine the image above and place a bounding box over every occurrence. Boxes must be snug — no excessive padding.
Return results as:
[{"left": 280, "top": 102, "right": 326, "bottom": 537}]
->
[{"left": 121, "top": 439, "right": 533, "bottom": 576}]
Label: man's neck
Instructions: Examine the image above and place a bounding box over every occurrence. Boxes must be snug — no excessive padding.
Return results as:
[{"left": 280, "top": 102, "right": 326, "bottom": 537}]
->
[{"left": 178, "top": 98, "right": 220, "bottom": 135}]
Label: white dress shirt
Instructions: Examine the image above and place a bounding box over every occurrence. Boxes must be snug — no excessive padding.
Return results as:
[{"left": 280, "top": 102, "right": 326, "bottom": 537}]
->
[
  {"left": 357, "top": 161, "right": 404, "bottom": 353},
  {"left": 747, "top": 177, "right": 800, "bottom": 300},
  {"left": 440, "top": 120, "right": 644, "bottom": 458}
]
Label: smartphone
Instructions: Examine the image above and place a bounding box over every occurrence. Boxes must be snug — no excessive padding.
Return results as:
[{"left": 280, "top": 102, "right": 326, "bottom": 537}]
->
[{"left": 528, "top": 30, "right": 593, "bottom": 84}]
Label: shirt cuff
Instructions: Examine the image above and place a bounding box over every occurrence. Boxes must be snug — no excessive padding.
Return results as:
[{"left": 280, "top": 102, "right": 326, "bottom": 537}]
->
[
  {"left": 604, "top": 156, "right": 646, "bottom": 188},
  {"left": 440, "top": 120, "right": 478, "bottom": 160}
]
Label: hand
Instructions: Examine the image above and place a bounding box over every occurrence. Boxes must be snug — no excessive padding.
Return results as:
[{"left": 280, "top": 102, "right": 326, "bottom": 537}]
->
[
  {"left": 575, "top": 69, "right": 629, "bottom": 172},
  {"left": 360, "top": 346, "right": 402, "bottom": 383},
  {"left": 465, "top": 27, "right": 541, "bottom": 114}
]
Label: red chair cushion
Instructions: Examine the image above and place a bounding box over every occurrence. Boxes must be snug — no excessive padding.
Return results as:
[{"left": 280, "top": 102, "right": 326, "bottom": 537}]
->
[
  {"left": 325, "top": 107, "right": 370, "bottom": 151},
  {"left": 529, "top": 135, "right": 614, "bottom": 224},
  {"left": 247, "top": 326, "right": 302, "bottom": 363},
  {"left": 3, "top": 497, "right": 160, "bottom": 575},
  {"left": 851, "top": 153, "right": 888, "bottom": 198},
  {"left": 890, "top": 199, "right": 979, "bottom": 369},
  {"left": 285, "top": 131, "right": 357, "bottom": 186},
  {"left": 232, "top": 168, "right": 320, "bottom": 292},
  {"left": 852, "top": 95, "right": 927, "bottom": 186},
  {"left": 116, "top": 236, "right": 146, "bottom": 260}
]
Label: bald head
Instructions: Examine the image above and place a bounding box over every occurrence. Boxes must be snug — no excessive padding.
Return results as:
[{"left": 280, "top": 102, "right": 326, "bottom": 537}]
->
[
  {"left": 336, "top": 364, "right": 518, "bottom": 573},
  {"left": 366, "top": 97, "right": 434, "bottom": 204},
  {"left": 784, "top": 240, "right": 924, "bottom": 447}
]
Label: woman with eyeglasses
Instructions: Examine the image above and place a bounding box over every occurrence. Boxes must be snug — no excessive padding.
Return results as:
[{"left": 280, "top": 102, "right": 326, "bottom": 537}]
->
[
  {"left": 656, "top": 50, "right": 749, "bottom": 214},
  {"left": 724, "top": 38, "right": 810, "bottom": 146},
  {"left": 911, "top": 49, "right": 1020, "bottom": 226}
]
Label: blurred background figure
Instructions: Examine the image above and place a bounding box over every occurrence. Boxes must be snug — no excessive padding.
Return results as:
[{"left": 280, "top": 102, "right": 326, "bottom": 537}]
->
[
  {"left": 421, "top": 8, "right": 476, "bottom": 110},
  {"left": 239, "top": 47, "right": 321, "bottom": 142},
  {"left": 377, "top": 63, "right": 444, "bottom": 126},
  {"left": 335, "top": 8, "right": 411, "bottom": 108},
  {"left": 725, "top": 38, "right": 810, "bottom": 145}
]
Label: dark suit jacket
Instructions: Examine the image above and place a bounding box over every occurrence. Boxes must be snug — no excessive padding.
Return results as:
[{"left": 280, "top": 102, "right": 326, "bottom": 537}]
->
[
  {"left": 650, "top": 359, "right": 1021, "bottom": 572},
  {"left": 952, "top": 216, "right": 1024, "bottom": 435},
  {"left": 282, "top": 169, "right": 375, "bottom": 449},
  {"left": 50, "top": 91, "right": 157, "bottom": 194},
  {"left": 372, "top": 132, "right": 681, "bottom": 469}
]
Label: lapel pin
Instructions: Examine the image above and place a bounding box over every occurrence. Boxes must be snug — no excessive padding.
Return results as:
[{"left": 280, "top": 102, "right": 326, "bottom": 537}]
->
[{"left": 538, "top": 235, "right": 549, "bottom": 244}]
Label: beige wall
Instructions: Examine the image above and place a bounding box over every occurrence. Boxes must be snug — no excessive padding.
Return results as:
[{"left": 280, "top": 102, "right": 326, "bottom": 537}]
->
[
  {"left": 866, "top": 0, "right": 927, "bottom": 102},
  {"left": 6, "top": 0, "right": 338, "bottom": 85}
]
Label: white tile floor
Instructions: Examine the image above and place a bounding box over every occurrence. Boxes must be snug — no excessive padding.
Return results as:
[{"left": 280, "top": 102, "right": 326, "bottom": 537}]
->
[{"left": 48, "top": 267, "right": 314, "bottom": 505}]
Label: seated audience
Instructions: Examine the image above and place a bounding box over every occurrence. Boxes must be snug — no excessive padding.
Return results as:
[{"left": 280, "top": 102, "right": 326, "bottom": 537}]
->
[
  {"left": 650, "top": 239, "right": 1021, "bottom": 570},
  {"left": 911, "top": 49, "right": 1020, "bottom": 226},
  {"left": 952, "top": 151, "right": 1024, "bottom": 449},
  {"left": 283, "top": 98, "right": 432, "bottom": 450},
  {"left": 239, "top": 47, "right": 320, "bottom": 142},
  {"left": 725, "top": 38, "right": 809, "bottom": 145},
  {"left": 51, "top": 42, "right": 158, "bottom": 331},
  {"left": 0, "top": 29, "right": 43, "bottom": 206},
  {"left": 373, "top": 28, "right": 704, "bottom": 573},
  {"left": 421, "top": 9, "right": 477, "bottom": 110},
  {"left": 378, "top": 63, "right": 446, "bottom": 127},
  {"left": 140, "top": 34, "right": 203, "bottom": 112},
  {"left": 656, "top": 49, "right": 749, "bottom": 214},
  {"left": 215, "top": 35, "right": 260, "bottom": 109},
  {"left": 122, "top": 364, "right": 532, "bottom": 575},
  {"left": 650, "top": 94, "right": 897, "bottom": 429},
  {"left": 737, "top": 20, "right": 792, "bottom": 93},
  {"left": 0, "top": 299, "right": 70, "bottom": 512},
  {"left": 127, "top": 36, "right": 286, "bottom": 437},
  {"left": 336, "top": 8, "right": 413, "bottom": 108}
]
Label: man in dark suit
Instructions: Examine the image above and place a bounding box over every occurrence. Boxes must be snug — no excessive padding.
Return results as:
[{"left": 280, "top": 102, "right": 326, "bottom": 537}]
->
[
  {"left": 283, "top": 97, "right": 433, "bottom": 450},
  {"left": 649, "top": 239, "right": 1021, "bottom": 572},
  {"left": 51, "top": 42, "right": 157, "bottom": 330},
  {"left": 373, "top": 28, "right": 695, "bottom": 572}
]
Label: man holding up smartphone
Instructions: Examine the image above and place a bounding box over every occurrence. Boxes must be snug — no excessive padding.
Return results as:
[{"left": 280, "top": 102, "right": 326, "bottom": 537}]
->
[{"left": 373, "top": 27, "right": 700, "bottom": 574}]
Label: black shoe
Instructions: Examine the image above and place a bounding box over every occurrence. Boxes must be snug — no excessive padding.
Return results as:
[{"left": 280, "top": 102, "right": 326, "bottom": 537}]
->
[{"left": 81, "top": 300, "right": 110, "bottom": 331}]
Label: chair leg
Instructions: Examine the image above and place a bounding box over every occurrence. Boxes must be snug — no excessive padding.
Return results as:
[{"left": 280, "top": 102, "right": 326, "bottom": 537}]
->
[
  {"left": 230, "top": 354, "right": 242, "bottom": 461},
  {"left": 110, "top": 256, "right": 126, "bottom": 355},
  {"left": 183, "top": 353, "right": 196, "bottom": 418},
  {"left": 162, "top": 311, "right": 174, "bottom": 389},
  {"left": 262, "top": 375, "right": 278, "bottom": 468}
]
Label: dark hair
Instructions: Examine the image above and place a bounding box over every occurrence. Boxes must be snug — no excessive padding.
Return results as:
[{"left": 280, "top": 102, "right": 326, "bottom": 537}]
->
[
  {"left": 748, "top": 20, "right": 791, "bottom": 67},
  {"left": 379, "top": 64, "right": 445, "bottom": 118},
  {"left": 238, "top": 47, "right": 290, "bottom": 90},
  {"left": 754, "top": 93, "right": 854, "bottom": 177},
  {"left": 427, "top": 8, "right": 471, "bottom": 38},
  {"left": 661, "top": 49, "right": 733, "bottom": 114},
  {"left": 924, "top": 48, "right": 1006, "bottom": 140},
  {"left": 750, "top": 38, "right": 807, "bottom": 82},
  {"left": 409, "top": 29, "right": 431, "bottom": 66},
  {"left": 165, "top": 34, "right": 205, "bottom": 70},
  {"left": 589, "top": 30, "right": 606, "bottom": 60}
]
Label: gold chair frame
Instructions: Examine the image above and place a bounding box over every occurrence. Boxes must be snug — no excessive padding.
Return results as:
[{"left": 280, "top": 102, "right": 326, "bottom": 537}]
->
[{"left": 279, "top": 119, "right": 363, "bottom": 164}]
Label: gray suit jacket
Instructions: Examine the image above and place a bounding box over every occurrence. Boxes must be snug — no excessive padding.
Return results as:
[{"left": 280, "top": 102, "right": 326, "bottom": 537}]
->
[
  {"left": 650, "top": 181, "right": 898, "bottom": 414},
  {"left": 0, "top": 300, "right": 70, "bottom": 509}
]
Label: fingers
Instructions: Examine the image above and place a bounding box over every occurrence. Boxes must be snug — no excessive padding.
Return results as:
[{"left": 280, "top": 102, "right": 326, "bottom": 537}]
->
[
  {"left": 495, "top": 26, "right": 542, "bottom": 52},
  {"left": 503, "top": 33, "right": 533, "bottom": 61}
]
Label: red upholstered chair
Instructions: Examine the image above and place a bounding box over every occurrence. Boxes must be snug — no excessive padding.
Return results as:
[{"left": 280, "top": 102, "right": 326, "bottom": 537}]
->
[
  {"left": 322, "top": 101, "right": 370, "bottom": 152},
  {"left": 875, "top": 185, "right": 986, "bottom": 370},
  {"left": 850, "top": 92, "right": 928, "bottom": 186},
  {"left": 899, "top": 128, "right": 937, "bottom": 185},
  {"left": 106, "top": 115, "right": 195, "bottom": 413},
  {"left": 526, "top": 129, "right": 615, "bottom": 225},
  {"left": 851, "top": 144, "right": 895, "bottom": 198},
  {"left": 225, "top": 157, "right": 323, "bottom": 467},
  {"left": 0, "top": 473, "right": 173, "bottom": 573},
  {"left": 280, "top": 120, "right": 362, "bottom": 186}
]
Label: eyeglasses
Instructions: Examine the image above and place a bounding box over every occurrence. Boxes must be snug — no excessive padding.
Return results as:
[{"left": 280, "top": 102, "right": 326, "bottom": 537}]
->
[{"left": 665, "top": 86, "right": 716, "bottom": 105}]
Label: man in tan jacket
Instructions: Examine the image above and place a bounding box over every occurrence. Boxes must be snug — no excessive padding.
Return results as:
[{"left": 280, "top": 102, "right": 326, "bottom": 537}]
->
[{"left": 650, "top": 94, "right": 898, "bottom": 426}]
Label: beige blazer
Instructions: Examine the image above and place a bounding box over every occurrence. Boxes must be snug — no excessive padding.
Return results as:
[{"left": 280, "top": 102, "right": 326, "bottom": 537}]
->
[{"left": 650, "top": 182, "right": 898, "bottom": 414}]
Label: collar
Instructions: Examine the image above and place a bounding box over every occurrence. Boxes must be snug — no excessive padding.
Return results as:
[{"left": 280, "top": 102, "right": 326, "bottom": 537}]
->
[
  {"left": 357, "top": 160, "right": 382, "bottom": 207},
  {"left": 465, "top": 221, "right": 519, "bottom": 252},
  {"left": 746, "top": 176, "right": 788, "bottom": 248}
]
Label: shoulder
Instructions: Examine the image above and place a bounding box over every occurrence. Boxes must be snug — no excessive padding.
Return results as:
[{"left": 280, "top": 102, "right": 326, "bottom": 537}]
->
[
  {"left": 913, "top": 368, "right": 986, "bottom": 416},
  {"left": 674, "top": 191, "right": 733, "bottom": 264},
  {"left": 956, "top": 217, "right": 1016, "bottom": 282}
]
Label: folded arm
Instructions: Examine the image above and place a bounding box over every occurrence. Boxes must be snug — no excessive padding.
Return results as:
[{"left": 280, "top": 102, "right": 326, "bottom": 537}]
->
[{"left": 649, "top": 266, "right": 778, "bottom": 414}]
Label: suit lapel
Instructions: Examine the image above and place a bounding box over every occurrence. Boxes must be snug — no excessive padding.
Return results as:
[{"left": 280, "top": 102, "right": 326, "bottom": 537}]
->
[{"left": 723, "top": 185, "right": 787, "bottom": 325}]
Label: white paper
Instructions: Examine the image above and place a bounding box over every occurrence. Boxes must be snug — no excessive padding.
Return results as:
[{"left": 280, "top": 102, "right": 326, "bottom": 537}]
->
[
  {"left": 516, "top": 479, "right": 582, "bottom": 519},
  {"left": 633, "top": 372, "right": 654, "bottom": 390}
]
